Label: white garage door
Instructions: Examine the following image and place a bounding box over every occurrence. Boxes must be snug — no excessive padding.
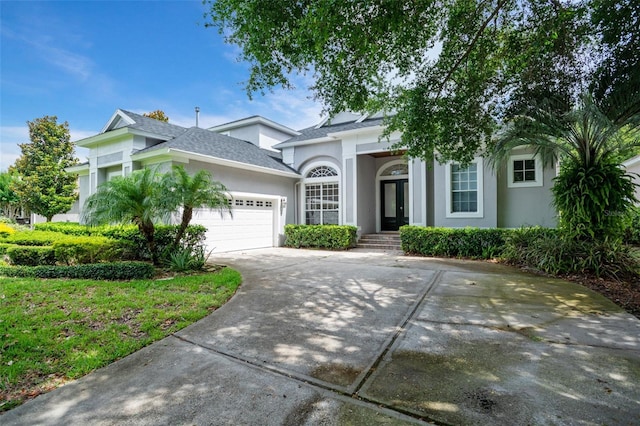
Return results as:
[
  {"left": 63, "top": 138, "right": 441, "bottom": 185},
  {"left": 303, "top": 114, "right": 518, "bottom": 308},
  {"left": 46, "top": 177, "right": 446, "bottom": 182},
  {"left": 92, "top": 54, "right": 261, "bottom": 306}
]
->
[{"left": 192, "top": 196, "right": 276, "bottom": 253}]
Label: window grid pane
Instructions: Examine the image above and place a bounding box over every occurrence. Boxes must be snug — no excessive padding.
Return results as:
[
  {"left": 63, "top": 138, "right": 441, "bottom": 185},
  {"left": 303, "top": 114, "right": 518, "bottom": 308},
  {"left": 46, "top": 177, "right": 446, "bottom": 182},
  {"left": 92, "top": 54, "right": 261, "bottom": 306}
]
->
[
  {"left": 451, "top": 163, "right": 478, "bottom": 213},
  {"left": 305, "top": 182, "right": 339, "bottom": 225},
  {"left": 513, "top": 159, "right": 536, "bottom": 182}
]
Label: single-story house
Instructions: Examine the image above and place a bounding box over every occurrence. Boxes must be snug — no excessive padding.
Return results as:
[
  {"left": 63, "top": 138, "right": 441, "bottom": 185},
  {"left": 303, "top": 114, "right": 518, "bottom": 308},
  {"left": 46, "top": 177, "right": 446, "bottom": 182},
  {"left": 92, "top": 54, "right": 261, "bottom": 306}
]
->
[{"left": 68, "top": 108, "right": 559, "bottom": 252}]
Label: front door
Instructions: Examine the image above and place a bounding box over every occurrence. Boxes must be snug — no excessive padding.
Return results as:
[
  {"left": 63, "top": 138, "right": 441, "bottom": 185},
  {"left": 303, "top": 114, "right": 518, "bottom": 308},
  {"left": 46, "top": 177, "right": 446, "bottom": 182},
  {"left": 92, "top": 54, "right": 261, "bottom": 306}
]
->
[{"left": 381, "top": 179, "right": 409, "bottom": 231}]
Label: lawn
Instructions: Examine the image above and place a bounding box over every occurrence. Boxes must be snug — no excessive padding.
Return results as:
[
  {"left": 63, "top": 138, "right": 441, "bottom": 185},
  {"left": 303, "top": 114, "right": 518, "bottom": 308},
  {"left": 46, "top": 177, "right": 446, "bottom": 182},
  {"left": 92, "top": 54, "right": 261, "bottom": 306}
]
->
[{"left": 0, "top": 267, "right": 241, "bottom": 412}]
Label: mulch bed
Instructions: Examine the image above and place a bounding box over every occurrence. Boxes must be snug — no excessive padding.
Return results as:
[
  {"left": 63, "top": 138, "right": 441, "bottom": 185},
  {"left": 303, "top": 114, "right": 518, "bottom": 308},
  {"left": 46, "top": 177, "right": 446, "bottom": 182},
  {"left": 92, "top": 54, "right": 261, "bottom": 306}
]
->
[{"left": 564, "top": 273, "right": 640, "bottom": 319}]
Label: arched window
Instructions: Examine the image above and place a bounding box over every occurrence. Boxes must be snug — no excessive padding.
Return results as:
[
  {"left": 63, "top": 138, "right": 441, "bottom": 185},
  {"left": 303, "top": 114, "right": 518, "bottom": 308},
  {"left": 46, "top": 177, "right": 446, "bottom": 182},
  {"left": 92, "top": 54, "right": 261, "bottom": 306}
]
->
[
  {"left": 380, "top": 163, "right": 408, "bottom": 177},
  {"left": 307, "top": 166, "right": 338, "bottom": 178},
  {"left": 303, "top": 164, "right": 339, "bottom": 225}
]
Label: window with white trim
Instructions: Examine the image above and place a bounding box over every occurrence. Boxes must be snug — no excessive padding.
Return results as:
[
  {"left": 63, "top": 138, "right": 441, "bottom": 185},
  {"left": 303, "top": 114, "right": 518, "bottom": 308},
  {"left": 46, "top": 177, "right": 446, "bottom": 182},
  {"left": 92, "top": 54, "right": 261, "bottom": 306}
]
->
[
  {"left": 445, "top": 158, "right": 484, "bottom": 218},
  {"left": 507, "top": 154, "right": 543, "bottom": 188},
  {"left": 304, "top": 165, "right": 339, "bottom": 225}
]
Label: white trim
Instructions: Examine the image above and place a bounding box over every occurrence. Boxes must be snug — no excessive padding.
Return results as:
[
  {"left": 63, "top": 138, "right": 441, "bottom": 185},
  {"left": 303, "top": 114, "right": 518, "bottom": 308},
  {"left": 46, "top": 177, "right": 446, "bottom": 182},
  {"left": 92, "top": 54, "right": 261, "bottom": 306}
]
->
[
  {"left": 301, "top": 160, "right": 341, "bottom": 225},
  {"left": 209, "top": 115, "right": 299, "bottom": 136},
  {"left": 100, "top": 109, "right": 135, "bottom": 134},
  {"left": 445, "top": 157, "right": 484, "bottom": 219},
  {"left": 375, "top": 159, "right": 409, "bottom": 232},
  {"left": 507, "top": 153, "right": 543, "bottom": 188},
  {"left": 130, "top": 148, "right": 300, "bottom": 178}
]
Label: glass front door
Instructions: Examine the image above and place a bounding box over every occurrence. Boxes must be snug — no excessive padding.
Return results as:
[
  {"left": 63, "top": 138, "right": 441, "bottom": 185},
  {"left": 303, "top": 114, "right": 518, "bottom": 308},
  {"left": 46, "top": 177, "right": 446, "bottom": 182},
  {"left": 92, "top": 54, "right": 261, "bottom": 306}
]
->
[{"left": 381, "top": 179, "right": 409, "bottom": 231}]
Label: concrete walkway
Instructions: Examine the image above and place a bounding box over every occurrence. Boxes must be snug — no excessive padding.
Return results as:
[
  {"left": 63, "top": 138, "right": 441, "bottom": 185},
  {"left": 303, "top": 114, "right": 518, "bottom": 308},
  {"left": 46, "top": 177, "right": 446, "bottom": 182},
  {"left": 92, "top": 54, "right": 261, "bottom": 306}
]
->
[{"left": 3, "top": 248, "right": 640, "bottom": 425}]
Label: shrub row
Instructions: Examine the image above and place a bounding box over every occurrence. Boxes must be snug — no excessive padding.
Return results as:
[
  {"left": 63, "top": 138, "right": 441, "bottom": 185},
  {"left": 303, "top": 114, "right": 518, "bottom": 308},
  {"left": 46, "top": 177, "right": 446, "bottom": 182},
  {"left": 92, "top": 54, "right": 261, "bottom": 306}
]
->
[
  {"left": 502, "top": 230, "right": 639, "bottom": 278},
  {"left": 1, "top": 230, "right": 74, "bottom": 246},
  {"left": 33, "top": 223, "right": 207, "bottom": 262},
  {"left": 0, "top": 262, "right": 155, "bottom": 280},
  {"left": 284, "top": 225, "right": 358, "bottom": 250},
  {"left": 4, "top": 237, "right": 121, "bottom": 266},
  {"left": 400, "top": 226, "right": 510, "bottom": 259}
]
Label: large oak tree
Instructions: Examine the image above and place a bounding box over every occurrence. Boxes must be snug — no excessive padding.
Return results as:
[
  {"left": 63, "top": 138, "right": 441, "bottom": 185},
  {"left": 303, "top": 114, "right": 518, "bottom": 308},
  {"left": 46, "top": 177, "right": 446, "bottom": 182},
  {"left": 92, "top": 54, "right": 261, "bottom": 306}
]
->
[{"left": 205, "top": 0, "right": 638, "bottom": 164}]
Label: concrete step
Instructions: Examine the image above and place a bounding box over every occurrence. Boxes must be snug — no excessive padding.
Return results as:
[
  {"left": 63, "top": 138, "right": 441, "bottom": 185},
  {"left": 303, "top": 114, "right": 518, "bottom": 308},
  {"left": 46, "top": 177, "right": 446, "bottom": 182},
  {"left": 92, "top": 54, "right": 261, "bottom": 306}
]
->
[
  {"left": 357, "top": 233, "right": 402, "bottom": 250},
  {"left": 356, "top": 243, "right": 403, "bottom": 251}
]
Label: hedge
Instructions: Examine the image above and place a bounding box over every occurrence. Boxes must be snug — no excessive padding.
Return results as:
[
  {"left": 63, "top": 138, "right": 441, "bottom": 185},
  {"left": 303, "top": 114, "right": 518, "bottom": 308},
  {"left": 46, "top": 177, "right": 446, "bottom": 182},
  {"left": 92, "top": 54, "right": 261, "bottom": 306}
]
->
[
  {"left": 6, "top": 245, "right": 56, "bottom": 266},
  {"left": 33, "top": 222, "right": 207, "bottom": 262},
  {"left": 400, "top": 226, "right": 510, "bottom": 259},
  {"left": 53, "top": 236, "right": 121, "bottom": 265},
  {"left": 284, "top": 225, "right": 358, "bottom": 250},
  {"left": 1, "top": 230, "right": 74, "bottom": 247},
  {"left": 0, "top": 262, "right": 155, "bottom": 280}
]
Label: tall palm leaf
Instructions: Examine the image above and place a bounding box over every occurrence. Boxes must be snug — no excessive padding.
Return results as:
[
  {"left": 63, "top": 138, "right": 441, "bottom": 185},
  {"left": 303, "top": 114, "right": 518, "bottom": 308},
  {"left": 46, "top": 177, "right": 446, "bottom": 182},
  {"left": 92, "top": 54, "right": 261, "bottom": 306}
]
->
[
  {"left": 491, "top": 94, "right": 640, "bottom": 170},
  {"left": 162, "top": 165, "right": 231, "bottom": 248},
  {"left": 491, "top": 94, "right": 640, "bottom": 240},
  {"left": 82, "top": 168, "right": 168, "bottom": 264}
]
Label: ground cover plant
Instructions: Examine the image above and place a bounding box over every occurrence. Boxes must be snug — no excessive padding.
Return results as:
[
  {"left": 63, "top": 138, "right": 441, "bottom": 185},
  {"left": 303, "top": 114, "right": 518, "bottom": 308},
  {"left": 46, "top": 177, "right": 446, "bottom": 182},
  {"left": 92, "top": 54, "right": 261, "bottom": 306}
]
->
[{"left": 0, "top": 267, "right": 241, "bottom": 412}]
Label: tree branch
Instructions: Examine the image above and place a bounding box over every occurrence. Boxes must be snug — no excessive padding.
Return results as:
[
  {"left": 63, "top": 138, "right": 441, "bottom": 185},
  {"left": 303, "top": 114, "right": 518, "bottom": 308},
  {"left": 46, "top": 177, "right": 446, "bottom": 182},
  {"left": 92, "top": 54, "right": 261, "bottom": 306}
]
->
[{"left": 436, "top": 0, "right": 508, "bottom": 99}]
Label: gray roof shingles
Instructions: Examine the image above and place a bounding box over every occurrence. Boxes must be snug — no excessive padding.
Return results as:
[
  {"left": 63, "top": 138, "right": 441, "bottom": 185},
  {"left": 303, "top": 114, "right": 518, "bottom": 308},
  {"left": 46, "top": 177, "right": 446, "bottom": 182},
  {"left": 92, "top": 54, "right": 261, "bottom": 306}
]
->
[
  {"left": 278, "top": 117, "right": 385, "bottom": 145},
  {"left": 119, "top": 110, "right": 189, "bottom": 139},
  {"left": 135, "top": 126, "right": 298, "bottom": 175}
]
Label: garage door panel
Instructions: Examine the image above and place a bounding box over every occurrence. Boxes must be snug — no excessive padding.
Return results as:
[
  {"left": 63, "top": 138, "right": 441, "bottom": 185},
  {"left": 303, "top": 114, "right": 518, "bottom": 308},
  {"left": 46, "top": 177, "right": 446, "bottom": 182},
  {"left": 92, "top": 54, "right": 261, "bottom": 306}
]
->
[{"left": 192, "top": 202, "right": 275, "bottom": 253}]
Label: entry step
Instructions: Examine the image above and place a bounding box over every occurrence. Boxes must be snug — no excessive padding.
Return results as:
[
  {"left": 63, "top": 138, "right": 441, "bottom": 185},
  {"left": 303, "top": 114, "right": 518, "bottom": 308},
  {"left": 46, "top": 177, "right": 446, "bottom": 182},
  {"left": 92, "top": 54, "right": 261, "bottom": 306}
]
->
[{"left": 356, "top": 233, "right": 402, "bottom": 251}]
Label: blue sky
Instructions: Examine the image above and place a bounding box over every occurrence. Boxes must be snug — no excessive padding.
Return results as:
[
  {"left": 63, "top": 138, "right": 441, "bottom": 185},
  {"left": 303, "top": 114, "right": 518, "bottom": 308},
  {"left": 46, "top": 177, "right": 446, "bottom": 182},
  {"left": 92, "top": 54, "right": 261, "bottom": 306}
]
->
[{"left": 0, "top": 0, "right": 323, "bottom": 171}]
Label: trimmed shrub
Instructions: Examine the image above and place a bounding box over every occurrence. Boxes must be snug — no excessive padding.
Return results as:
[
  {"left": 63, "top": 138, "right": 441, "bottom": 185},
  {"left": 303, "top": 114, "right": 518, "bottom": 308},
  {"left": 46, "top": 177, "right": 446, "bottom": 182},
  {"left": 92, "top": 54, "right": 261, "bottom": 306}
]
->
[
  {"left": 6, "top": 245, "right": 56, "bottom": 266},
  {"left": 3, "top": 230, "right": 73, "bottom": 247},
  {"left": 0, "top": 223, "right": 16, "bottom": 238},
  {"left": 35, "top": 222, "right": 208, "bottom": 262},
  {"left": 284, "top": 225, "right": 358, "bottom": 250},
  {"left": 0, "top": 243, "right": 18, "bottom": 256},
  {"left": 0, "top": 262, "right": 155, "bottom": 280},
  {"left": 52, "top": 236, "right": 121, "bottom": 265},
  {"left": 400, "top": 226, "right": 509, "bottom": 259}
]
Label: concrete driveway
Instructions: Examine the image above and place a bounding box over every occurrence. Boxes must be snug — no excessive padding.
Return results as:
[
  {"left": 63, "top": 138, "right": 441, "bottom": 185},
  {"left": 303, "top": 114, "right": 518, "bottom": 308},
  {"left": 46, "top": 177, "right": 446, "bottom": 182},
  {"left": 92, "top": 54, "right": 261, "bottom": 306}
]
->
[{"left": 3, "top": 248, "right": 640, "bottom": 425}]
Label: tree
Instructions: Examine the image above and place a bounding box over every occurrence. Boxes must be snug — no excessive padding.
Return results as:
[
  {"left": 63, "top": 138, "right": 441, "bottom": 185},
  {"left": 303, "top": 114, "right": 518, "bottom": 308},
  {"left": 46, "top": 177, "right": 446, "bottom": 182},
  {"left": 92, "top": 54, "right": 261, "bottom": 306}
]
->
[
  {"left": 205, "top": 0, "right": 635, "bottom": 164},
  {"left": 491, "top": 95, "right": 640, "bottom": 241},
  {"left": 161, "top": 165, "right": 231, "bottom": 248},
  {"left": 143, "top": 110, "right": 170, "bottom": 122},
  {"left": 10, "top": 116, "right": 79, "bottom": 221},
  {"left": 590, "top": 0, "right": 640, "bottom": 122},
  {"left": 0, "top": 171, "right": 21, "bottom": 219},
  {"left": 82, "top": 168, "right": 168, "bottom": 265}
]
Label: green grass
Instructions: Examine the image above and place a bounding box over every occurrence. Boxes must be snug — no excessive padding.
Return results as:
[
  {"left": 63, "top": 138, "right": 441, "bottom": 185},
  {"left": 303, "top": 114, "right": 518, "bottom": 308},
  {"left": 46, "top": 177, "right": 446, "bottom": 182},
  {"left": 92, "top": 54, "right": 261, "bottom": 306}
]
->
[{"left": 0, "top": 268, "right": 241, "bottom": 412}]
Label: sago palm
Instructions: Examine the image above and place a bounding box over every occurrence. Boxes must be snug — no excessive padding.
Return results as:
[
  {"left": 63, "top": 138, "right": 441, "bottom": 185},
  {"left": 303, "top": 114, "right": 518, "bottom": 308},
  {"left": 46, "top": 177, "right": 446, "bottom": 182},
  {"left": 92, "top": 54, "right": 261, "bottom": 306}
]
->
[
  {"left": 82, "top": 168, "right": 168, "bottom": 264},
  {"left": 491, "top": 94, "right": 640, "bottom": 240}
]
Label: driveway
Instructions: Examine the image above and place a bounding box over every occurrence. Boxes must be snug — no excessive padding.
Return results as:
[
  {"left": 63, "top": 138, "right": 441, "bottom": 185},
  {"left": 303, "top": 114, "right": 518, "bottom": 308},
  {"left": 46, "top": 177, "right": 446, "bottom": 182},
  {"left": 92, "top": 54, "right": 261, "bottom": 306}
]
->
[{"left": 3, "top": 248, "right": 640, "bottom": 425}]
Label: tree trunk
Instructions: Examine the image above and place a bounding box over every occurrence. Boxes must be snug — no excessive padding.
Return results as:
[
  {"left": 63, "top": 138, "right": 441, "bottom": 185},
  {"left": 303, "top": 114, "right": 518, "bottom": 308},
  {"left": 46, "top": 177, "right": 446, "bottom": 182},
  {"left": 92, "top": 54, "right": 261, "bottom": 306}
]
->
[
  {"left": 138, "top": 221, "right": 158, "bottom": 265},
  {"left": 173, "top": 207, "right": 193, "bottom": 248}
]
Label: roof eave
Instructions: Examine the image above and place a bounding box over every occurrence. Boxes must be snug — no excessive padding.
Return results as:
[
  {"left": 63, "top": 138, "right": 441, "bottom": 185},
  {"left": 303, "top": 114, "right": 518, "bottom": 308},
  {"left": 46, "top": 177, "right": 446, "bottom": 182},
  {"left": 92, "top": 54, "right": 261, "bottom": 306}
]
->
[
  {"left": 210, "top": 116, "right": 300, "bottom": 136},
  {"left": 131, "top": 147, "right": 300, "bottom": 178},
  {"left": 273, "top": 136, "right": 337, "bottom": 149}
]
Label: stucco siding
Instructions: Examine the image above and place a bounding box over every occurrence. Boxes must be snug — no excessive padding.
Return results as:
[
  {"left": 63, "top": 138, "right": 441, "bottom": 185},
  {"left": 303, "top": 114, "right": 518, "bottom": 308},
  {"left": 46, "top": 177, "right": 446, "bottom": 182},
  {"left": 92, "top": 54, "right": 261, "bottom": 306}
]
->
[
  {"left": 357, "top": 155, "right": 376, "bottom": 234},
  {"left": 182, "top": 160, "right": 296, "bottom": 225},
  {"left": 497, "top": 164, "right": 557, "bottom": 228},
  {"left": 433, "top": 160, "right": 498, "bottom": 228},
  {"left": 294, "top": 141, "right": 342, "bottom": 171}
]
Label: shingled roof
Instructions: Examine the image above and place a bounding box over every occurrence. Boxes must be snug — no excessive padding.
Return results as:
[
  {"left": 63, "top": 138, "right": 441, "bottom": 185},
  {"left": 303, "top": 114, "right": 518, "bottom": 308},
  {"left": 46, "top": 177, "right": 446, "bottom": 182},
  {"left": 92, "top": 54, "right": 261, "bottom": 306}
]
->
[
  {"left": 134, "top": 126, "right": 298, "bottom": 175},
  {"left": 117, "top": 110, "right": 188, "bottom": 139},
  {"left": 276, "top": 116, "right": 385, "bottom": 146}
]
